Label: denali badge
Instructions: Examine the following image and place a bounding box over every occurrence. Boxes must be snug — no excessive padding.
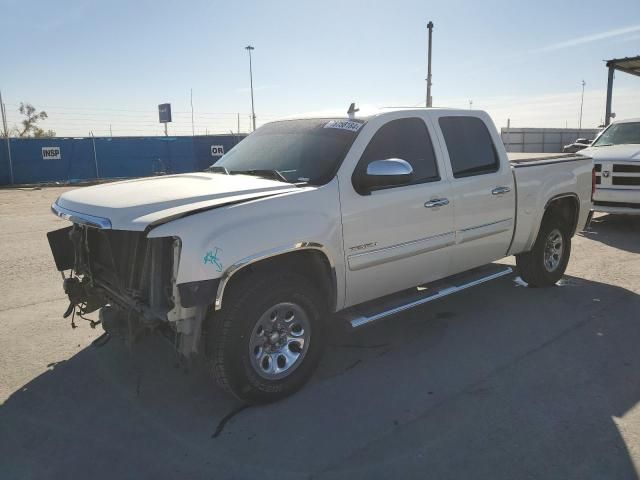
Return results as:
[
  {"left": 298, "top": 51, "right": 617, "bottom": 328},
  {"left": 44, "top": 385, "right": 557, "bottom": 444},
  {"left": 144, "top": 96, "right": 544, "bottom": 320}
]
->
[{"left": 350, "top": 242, "right": 377, "bottom": 251}]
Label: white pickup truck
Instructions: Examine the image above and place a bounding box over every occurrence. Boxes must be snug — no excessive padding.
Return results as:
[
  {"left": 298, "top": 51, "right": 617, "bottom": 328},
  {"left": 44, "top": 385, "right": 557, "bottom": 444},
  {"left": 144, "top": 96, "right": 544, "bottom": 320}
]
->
[
  {"left": 581, "top": 117, "right": 640, "bottom": 215},
  {"left": 48, "top": 107, "right": 594, "bottom": 403}
]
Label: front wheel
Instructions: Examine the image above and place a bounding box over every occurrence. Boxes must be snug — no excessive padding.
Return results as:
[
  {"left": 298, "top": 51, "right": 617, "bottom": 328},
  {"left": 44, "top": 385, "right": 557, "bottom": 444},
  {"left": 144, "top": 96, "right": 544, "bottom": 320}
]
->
[
  {"left": 209, "top": 271, "right": 326, "bottom": 404},
  {"left": 516, "top": 214, "right": 571, "bottom": 287}
]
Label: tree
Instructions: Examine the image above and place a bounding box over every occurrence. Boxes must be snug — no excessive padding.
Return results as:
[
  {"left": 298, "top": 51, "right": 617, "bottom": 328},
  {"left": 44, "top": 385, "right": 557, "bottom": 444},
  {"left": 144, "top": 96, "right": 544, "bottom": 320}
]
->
[{"left": 15, "top": 102, "right": 56, "bottom": 138}]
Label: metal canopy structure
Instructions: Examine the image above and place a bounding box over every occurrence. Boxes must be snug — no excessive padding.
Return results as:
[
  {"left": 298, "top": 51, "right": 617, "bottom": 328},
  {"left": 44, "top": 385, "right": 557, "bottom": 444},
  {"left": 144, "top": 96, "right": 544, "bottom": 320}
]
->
[{"left": 605, "top": 55, "right": 640, "bottom": 126}]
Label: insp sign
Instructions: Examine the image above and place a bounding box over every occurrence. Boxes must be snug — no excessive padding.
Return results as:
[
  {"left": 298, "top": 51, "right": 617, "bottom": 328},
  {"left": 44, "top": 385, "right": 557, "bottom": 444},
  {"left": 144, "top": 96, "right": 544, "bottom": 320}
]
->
[
  {"left": 42, "top": 147, "right": 61, "bottom": 160},
  {"left": 211, "top": 145, "right": 225, "bottom": 156}
]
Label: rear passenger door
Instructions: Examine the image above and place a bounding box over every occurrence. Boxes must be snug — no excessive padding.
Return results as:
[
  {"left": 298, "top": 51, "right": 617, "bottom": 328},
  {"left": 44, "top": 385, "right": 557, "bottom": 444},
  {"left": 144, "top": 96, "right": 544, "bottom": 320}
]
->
[{"left": 431, "top": 113, "right": 515, "bottom": 274}]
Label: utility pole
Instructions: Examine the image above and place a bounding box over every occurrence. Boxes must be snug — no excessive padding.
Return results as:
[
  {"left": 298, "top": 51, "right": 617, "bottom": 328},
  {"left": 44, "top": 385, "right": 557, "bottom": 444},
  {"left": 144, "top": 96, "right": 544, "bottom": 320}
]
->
[
  {"left": 0, "top": 90, "right": 8, "bottom": 138},
  {"left": 579, "top": 80, "right": 586, "bottom": 131},
  {"left": 426, "top": 21, "right": 434, "bottom": 107},
  {"left": 605, "top": 67, "right": 614, "bottom": 126},
  {"left": 190, "top": 88, "right": 195, "bottom": 136},
  {"left": 0, "top": 89, "right": 14, "bottom": 184},
  {"left": 469, "top": 99, "right": 473, "bottom": 110},
  {"left": 245, "top": 45, "right": 257, "bottom": 131},
  {"left": 90, "top": 131, "right": 99, "bottom": 179}
]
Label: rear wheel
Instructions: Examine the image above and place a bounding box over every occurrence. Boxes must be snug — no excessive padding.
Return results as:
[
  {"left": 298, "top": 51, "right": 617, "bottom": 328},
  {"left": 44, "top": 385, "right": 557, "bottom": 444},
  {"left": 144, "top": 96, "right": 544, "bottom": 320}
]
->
[
  {"left": 516, "top": 214, "right": 571, "bottom": 287},
  {"left": 209, "top": 271, "right": 326, "bottom": 404}
]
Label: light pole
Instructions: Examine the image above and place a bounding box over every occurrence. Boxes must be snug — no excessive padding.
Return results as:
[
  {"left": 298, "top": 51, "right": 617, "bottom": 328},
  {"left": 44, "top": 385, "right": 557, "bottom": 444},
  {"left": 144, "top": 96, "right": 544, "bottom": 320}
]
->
[
  {"left": 579, "top": 80, "right": 586, "bottom": 131},
  {"left": 426, "top": 21, "right": 434, "bottom": 107},
  {"left": 0, "top": 89, "right": 13, "bottom": 184},
  {"left": 190, "top": 88, "right": 195, "bottom": 136},
  {"left": 245, "top": 45, "right": 256, "bottom": 132}
]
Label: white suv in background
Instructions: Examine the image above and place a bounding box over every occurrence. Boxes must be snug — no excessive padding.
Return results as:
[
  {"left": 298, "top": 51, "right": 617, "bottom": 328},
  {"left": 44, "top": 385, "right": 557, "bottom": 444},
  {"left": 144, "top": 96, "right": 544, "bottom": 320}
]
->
[{"left": 583, "top": 118, "right": 640, "bottom": 215}]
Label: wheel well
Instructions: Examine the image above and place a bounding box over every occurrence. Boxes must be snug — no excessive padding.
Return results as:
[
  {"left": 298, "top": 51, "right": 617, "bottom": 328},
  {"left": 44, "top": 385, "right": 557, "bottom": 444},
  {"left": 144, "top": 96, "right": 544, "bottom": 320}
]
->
[
  {"left": 222, "top": 249, "right": 336, "bottom": 312},
  {"left": 544, "top": 195, "right": 579, "bottom": 236}
]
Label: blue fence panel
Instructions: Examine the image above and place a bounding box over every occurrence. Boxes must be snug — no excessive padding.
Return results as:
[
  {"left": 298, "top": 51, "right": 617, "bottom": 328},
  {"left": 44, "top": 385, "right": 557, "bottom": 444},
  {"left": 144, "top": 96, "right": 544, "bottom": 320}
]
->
[
  {"left": 0, "top": 140, "right": 10, "bottom": 185},
  {"left": 193, "top": 135, "right": 242, "bottom": 171},
  {"left": 94, "top": 137, "right": 195, "bottom": 178},
  {"left": 0, "top": 135, "right": 245, "bottom": 186},
  {"left": 10, "top": 138, "right": 96, "bottom": 184}
]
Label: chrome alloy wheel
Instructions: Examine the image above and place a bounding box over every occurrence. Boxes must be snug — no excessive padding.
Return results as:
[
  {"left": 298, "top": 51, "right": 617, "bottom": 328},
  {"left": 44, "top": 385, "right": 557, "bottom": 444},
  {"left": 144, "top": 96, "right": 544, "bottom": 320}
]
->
[
  {"left": 248, "top": 302, "right": 311, "bottom": 380},
  {"left": 543, "top": 228, "right": 564, "bottom": 272}
]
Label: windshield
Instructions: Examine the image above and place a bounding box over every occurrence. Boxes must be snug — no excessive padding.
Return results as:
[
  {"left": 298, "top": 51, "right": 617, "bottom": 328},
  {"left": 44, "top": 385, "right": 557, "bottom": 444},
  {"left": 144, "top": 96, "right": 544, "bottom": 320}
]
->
[
  {"left": 592, "top": 122, "right": 640, "bottom": 146},
  {"left": 210, "top": 118, "right": 364, "bottom": 185}
]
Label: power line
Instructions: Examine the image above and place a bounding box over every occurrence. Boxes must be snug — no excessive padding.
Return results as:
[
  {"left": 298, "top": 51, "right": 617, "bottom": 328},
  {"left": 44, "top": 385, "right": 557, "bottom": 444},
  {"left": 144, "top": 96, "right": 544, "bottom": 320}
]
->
[{"left": 4, "top": 103, "right": 261, "bottom": 116}]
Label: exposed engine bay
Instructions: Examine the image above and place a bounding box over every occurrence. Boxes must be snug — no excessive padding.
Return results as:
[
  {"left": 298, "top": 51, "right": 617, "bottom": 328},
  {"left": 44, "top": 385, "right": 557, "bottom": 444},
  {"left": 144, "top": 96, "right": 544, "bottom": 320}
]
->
[{"left": 47, "top": 224, "right": 208, "bottom": 356}]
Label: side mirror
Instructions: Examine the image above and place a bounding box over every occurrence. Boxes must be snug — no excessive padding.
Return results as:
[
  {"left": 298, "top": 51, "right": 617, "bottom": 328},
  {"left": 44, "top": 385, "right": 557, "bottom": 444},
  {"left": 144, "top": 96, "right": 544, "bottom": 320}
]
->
[{"left": 358, "top": 159, "right": 413, "bottom": 193}]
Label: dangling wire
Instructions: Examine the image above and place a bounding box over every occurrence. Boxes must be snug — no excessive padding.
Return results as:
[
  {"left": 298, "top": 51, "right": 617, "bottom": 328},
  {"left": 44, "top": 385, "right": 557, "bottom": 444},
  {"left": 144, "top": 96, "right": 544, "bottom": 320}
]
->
[{"left": 74, "top": 302, "right": 101, "bottom": 329}]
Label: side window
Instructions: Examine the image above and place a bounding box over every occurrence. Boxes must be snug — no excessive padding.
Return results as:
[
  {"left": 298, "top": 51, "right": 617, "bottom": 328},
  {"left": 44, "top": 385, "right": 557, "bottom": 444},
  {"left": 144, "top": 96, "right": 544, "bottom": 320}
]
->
[
  {"left": 439, "top": 116, "right": 499, "bottom": 178},
  {"left": 354, "top": 117, "right": 439, "bottom": 189}
]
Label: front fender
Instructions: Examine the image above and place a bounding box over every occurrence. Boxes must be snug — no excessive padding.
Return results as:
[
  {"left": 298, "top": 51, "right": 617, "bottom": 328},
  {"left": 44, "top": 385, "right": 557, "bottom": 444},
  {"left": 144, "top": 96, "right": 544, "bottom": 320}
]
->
[{"left": 147, "top": 179, "right": 346, "bottom": 310}]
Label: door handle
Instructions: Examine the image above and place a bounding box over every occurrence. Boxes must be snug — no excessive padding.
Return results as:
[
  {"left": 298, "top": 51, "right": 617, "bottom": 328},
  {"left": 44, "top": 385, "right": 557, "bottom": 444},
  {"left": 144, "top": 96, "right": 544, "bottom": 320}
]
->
[
  {"left": 424, "top": 198, "right": 449, "bottom": 208},
  {"left": 491, "top": 186, "right": 511, "bottom": 195}
]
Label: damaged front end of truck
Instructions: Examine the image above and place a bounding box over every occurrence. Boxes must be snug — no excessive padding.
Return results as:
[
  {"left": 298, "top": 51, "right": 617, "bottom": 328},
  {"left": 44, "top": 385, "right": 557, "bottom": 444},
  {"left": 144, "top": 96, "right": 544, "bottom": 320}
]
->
[{"left": 47, "top": 207, "right": 209, "bottom": 357}]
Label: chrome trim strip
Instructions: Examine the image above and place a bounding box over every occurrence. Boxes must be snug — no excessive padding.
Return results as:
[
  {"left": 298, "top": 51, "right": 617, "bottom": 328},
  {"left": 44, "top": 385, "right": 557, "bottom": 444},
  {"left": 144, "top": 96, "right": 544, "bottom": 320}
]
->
[
  {"left": 214, "top": 242, "right": 336, "bottom": 311},
  {"left": 511, "top": 156, "right": 591, "bottom": 168},
  {"left": 347, "top": 232, "right": 455, "bottom": 271},
  {"left": 51, "top": 202, "right": 112, "bottom": 229},
  {"left": 457, "top": 218, "right": 513, "bottom": 244},
  {"left": 350, "top": 267, "right": 513, "bottom": 328}
]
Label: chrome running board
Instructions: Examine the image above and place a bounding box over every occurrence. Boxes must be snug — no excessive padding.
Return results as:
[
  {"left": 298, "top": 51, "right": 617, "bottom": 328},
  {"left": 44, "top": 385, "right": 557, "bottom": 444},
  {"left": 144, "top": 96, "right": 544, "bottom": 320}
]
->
[{"left": 345, "top": 265, "right": 513, "bottom": 329}]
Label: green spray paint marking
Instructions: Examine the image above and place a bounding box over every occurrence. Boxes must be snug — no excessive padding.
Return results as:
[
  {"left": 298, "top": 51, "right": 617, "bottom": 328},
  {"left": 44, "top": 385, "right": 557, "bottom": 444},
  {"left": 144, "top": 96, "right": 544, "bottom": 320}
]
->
[{"left": 204, "top": 247, "right": 223, "bottom": 272}]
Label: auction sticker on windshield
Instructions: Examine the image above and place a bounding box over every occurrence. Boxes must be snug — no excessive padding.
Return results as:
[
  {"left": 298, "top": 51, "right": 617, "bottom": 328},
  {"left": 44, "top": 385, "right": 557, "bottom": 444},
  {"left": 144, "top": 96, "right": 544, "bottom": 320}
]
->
[{"left": 323, "top": 120, "right": 363, "bottom": 132}]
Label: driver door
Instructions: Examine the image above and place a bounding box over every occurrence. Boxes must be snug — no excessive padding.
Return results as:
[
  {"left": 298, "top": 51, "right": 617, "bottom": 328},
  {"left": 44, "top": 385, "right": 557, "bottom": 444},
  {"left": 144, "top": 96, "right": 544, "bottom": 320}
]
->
[{"left": 338, "top": 115, "right": 455, "bottom": 307}]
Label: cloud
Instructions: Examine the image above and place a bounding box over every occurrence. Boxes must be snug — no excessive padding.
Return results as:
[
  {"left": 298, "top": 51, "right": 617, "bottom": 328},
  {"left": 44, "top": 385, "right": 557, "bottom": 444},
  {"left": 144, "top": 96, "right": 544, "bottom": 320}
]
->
[{"left": 536, "top": 24, "right": 640, "bottom": 52}]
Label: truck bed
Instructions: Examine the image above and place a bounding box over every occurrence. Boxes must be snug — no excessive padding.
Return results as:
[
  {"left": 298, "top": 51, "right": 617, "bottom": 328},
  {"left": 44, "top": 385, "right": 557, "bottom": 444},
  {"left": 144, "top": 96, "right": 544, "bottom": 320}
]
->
[
  {"left": 508, "top": 152, "right": 590, "bottom": 167},
  {"left": 508, "top": 151, "right": 593, "bottom": 256}
]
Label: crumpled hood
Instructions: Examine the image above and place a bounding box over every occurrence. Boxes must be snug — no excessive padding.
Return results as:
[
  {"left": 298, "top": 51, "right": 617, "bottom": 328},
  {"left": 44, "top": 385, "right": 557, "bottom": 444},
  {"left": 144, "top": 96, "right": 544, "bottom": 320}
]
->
[
  {"left": 55, "top": 172, "right": 301, "bottom": 231},
  {"left": 581, "top": 144, "right": 640, "bottom": 162}
]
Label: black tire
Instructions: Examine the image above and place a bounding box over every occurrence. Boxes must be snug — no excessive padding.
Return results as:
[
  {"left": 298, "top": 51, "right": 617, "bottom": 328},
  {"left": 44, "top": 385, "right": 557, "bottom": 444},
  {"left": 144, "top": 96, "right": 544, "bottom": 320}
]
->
[
  {"left": 209, "top": 271, "right": 326, "bottom": 404},
  {"left": 516, "top": 214, "right": 571, "bottom": 287}
]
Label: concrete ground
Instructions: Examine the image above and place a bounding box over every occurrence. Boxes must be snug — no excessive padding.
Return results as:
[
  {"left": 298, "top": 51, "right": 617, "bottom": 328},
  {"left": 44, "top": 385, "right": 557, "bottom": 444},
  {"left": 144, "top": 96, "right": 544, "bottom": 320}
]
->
[{"left": 0, "top": 186, "right": 639, "bottom": 480}]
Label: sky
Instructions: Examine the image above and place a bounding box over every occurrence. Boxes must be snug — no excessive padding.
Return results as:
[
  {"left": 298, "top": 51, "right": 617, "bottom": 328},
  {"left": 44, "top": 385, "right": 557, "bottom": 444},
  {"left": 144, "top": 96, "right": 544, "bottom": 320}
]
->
[{"left": 1, "top": 0, "right": 639, "bottom": 137}]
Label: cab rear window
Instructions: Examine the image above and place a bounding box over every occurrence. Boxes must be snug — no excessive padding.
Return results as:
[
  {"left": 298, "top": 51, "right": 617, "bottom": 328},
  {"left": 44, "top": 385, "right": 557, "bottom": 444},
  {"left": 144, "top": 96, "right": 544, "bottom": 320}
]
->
[{"left": 439, "top": 116, "right": 499, "bottom": 178}]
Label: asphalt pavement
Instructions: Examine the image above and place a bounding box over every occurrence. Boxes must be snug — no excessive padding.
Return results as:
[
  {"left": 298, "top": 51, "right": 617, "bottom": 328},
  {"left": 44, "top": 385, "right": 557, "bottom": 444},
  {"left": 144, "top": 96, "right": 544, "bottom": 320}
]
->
[{"left": 0, "top": 186, "right": 639, "bottom": 479}]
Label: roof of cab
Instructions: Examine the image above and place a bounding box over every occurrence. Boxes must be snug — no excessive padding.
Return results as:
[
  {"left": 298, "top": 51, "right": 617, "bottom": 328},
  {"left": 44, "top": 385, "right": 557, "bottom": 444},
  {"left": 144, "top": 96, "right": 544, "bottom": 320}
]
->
[{"left": 274, "top": 106, "right": 474, "bottom": 123}]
